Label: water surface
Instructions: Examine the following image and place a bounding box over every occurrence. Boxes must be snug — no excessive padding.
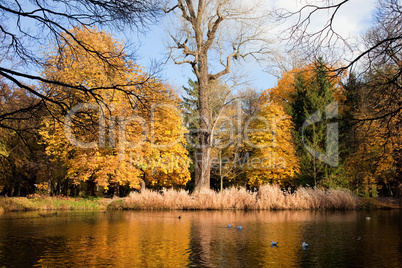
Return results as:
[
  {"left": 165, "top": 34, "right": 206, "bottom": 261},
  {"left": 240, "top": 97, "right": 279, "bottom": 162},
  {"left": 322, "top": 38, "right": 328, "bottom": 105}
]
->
[{"left": 0, "top": 210, "right": 401, "bottom": 267}]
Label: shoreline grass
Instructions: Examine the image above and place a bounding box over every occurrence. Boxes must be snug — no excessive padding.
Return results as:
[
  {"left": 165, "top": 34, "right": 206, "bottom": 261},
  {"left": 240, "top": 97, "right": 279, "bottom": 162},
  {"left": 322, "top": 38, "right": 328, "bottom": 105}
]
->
[
  {"left": 1, "top": 185, "right": 401, "bottom": 213},
  {"left": 110, "top": 185, "right": 363, "bottom": 211},
  {"left": 0, "top": 195, "right": 106, "bottom": 213},
  {"left": 358, "top": 196, "right": 402, "bottom": 209}
]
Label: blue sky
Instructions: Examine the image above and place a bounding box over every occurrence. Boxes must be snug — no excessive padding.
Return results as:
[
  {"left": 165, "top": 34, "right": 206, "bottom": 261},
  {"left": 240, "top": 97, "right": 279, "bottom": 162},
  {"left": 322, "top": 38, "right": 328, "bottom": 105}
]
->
[
  {"left": 128, "top": 0, "right": 378, "bottom": 96},
  {"left": 130, "top": 22, "right": 276, "bottom": 93},
  {"left": 3, "top": 0, "right": 378, "bottom": 95}
]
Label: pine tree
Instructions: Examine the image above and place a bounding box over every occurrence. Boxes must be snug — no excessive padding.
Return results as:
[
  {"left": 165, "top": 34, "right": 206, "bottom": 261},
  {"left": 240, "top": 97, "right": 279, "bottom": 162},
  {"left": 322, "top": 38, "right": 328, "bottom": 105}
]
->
[
  {"left": 180, "top": 79, "right": 199, "bottom": 189},
  {"left": 288, "top": 59, "right": 344, "bottom": 187}
]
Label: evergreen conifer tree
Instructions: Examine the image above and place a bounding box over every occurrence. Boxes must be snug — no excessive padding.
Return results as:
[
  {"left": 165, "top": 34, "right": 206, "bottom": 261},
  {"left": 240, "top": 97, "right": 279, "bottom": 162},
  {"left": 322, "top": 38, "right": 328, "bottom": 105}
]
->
[{"left": 288, "top": 59, "right": 343, "bottom": 187}]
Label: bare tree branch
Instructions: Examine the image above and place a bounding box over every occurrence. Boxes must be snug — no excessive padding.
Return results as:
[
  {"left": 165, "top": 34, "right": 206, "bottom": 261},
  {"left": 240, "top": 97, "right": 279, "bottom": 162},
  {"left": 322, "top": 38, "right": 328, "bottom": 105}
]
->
[{"left": 0, "top": 0, "right": 160, "bottom": 126}]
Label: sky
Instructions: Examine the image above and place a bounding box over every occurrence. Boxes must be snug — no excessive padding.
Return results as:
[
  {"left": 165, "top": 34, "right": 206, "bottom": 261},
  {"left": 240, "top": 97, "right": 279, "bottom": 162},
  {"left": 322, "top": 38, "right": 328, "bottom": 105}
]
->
[
  {"left": 3, "top": 0, "right": 378, "bottom": 95},
  {"left": 128, "top": 0, "right": 378, "bottom": 95}
]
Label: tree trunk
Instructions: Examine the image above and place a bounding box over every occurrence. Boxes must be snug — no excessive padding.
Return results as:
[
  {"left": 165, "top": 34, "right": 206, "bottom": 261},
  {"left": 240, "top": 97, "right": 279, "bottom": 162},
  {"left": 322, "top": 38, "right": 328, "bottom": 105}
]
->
[
  {"left": 140, "top": 179, "right": 146, "bottom": 192},
  {"left": 47, "top": 165, "right": 52, "bottom": 196},
  {"left": 195, "top": 147, "right": 211, "bottom": 191},
  {"left": 219, "top": 149, "right": 223, "bottom": 192},
  {"left": 113, "top": 182, "right": 120, "bottom": 198},
  {"left": 87, "top": 178, "right": 95, "bottom": 196},
  {"left": 47, "top": 178, "right": 52, "bottom": 196},
  {"left": 394, "top": 148, "right": 402, "bottom": 198},
  {"left": 194, "top": 55, "right": 211, "bottom": 191}
]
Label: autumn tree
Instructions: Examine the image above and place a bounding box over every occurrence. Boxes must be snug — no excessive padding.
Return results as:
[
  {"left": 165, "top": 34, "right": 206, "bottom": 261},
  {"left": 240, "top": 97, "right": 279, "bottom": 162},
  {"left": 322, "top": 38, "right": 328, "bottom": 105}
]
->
[
  {"left": 245, "top": 100, "right": 299, "bottom": 188},
  {"left": 0, "top": 1, "right": 162, "bottom": 196},
  {"left": 361, "top": 2, "right": 402, "bottom": 196},
  {"left": 268, "top": 59, "right": 347, "bottom": 187},
  {"left": 208, "top": 83, "right": 242, "bottom": 191},
  {"left": 274, "top": 0, "right": 401, "bottom": 138},
  {"left": 40, "top": 27, "right": 190, "bottom": 196},
  {"left": 276, "top": 0, "right": 401, "bottom": 196},
  {"left": 342, "top": 69, "right": 400, "bottom": 196},
  {"left": 0, "top": 0, "right": 160, "bottom": 125},
  {"left": 164, "top": 0, "right": 272, "bottom": 191},
  {"left": 336, "top": 1, "right": 401, "bottom": 196},
  {"left": 0, "top": 81, "right": 46, "bottom": 196},
  {"left": 181, "top": 78, "right": 245, "bottom": 190}
]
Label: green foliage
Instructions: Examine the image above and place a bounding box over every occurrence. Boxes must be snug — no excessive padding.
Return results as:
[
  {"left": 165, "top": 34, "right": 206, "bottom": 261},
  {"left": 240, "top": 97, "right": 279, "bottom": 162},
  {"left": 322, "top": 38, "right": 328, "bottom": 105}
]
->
[
  {"left": 342, "top": 69, "right": 399, "bottom": 197},
  {"left": 0, "top": 196, "right": 106, "bottom": 213},
  {"left": 287, "top": 59, "right": 345, "bottom": 187},
  {"left": 181, "top": 78, "right": 246, "bottom": 191}
]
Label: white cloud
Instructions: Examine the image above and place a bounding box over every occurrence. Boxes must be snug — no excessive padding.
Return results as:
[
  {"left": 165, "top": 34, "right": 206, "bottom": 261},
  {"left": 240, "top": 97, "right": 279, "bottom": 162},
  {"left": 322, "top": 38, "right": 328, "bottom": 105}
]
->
[
  {"left": 136, "top": 0, "right": 379, "bottom": 90},
  {"left": 270, "top": 0, "right": 377, "bottom": 39},
  {"left": 331, "top": 0, "right": 377, "bottom": 36}
]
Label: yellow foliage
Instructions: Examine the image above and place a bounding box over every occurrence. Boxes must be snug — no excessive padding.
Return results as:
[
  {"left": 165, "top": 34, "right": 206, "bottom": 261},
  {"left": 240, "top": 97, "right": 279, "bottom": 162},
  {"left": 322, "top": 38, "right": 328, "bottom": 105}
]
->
[
  {"left": 40, "top": 26, "right": 190, "bottom": 191},
  {"left": 345, "top": 119, "right": 396, "bottom": 196},
  {"left": 36, "top": 183, "right": 48, "bottom": 191},
  {"left": 246, "top": 102, "right": 299, "bottom": 187},
  {"left": 263, "top": 63, "right": 346, "bottom": 106}
]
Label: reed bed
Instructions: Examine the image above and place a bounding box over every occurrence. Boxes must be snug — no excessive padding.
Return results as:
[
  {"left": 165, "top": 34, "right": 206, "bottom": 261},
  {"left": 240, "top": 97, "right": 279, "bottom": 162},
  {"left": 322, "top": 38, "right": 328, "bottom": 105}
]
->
[{"left": 118, "top": 184, "right": 359, "bottom": 210}]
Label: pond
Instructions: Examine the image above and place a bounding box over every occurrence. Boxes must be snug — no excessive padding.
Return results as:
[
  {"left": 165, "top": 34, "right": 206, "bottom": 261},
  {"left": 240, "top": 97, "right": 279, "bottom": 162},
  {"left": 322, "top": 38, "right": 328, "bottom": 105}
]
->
[{"left": 0, "top": 210, "right": 401, "bottom": 267}]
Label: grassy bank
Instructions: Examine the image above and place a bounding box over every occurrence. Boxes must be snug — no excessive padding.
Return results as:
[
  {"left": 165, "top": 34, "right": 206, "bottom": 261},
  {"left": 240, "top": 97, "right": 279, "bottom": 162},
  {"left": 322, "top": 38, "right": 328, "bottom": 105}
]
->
[
  {"left": 108, "top": 184, "right": 361, "bottom": 210},
  {"left": 2, "top": 186, "right": 400, "bottom": 213},
  {"left": 0, "top": 194, "right": 106, "bottom": 213},
  {"left": 359, "top": 197, "right": 402, "bottom": 209}
]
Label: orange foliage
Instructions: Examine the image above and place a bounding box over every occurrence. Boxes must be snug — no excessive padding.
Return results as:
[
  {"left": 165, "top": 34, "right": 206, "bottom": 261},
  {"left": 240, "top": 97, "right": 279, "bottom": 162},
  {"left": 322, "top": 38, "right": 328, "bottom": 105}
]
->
[
  {"left": 262, "top": 63, "right": 346, "bottom": 105},
  {"left": 40, "top": 26, "right": 190, "bottom": 191},
  {"left": 245, "top": 102, "right": 299, "bottom": 188}
]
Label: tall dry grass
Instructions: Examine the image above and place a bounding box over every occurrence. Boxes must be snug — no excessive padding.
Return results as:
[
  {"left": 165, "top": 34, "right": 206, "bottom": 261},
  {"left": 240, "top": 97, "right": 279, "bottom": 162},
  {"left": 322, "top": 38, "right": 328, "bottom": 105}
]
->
[{"left": 118, "top": 184, "right": 359, "bottom": 210}]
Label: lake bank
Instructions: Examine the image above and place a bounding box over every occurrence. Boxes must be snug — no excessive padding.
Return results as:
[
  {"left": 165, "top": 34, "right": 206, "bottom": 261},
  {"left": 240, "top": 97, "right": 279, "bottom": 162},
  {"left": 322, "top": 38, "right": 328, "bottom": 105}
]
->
[
  {"left": 0, "top": 197, "right": 400, "bottom": 213},
  {"left": 359, "top": 197, "right": 402, "bottom": 209},
  {"left": 0, "top": 195, "right": 107, "bottom": 213},
  {"left": 2, "top": 187, "right": 401, "bottom": 213},
  {"left": 108, "top": 186, "right": 402, "bottom": 211}
]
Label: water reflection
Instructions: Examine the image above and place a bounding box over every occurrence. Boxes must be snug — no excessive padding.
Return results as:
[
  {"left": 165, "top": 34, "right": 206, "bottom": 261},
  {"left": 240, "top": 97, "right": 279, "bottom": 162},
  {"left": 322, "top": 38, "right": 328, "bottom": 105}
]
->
[{"left": 0, "top": 210, "right": 401, "bottom": 267}]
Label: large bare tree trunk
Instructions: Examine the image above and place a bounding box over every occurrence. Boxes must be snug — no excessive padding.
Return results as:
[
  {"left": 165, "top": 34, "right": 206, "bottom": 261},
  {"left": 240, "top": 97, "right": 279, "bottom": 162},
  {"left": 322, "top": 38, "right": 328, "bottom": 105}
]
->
[
  {"left": 165, "top": 0, "right": 271, "bottom": 191},
  {"left": 194, "top": 55, "right": 211, "bottom": 191},
  {"left": 195, "top": 147, "right": 211, "bottom": 191}
]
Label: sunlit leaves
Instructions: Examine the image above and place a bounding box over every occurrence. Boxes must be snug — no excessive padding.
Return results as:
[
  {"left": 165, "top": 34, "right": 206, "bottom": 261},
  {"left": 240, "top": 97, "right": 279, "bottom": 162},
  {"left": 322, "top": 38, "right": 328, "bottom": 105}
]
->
[
  {"left": 246, "top": 102, "right": 299, "bottom": 188},
  {"left": 40, "top": 26, "right": 190, "bottom": 192}
]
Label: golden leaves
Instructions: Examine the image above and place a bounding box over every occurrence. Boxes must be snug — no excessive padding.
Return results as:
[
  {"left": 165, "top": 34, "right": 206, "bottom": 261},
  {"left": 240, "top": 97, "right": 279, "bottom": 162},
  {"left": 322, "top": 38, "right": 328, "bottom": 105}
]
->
[
  {"left": 246, "top": 102, "right": 299, "bottom": 188},
  {"left": 40, "top": 26, "right": 191, "bottom": 191}
]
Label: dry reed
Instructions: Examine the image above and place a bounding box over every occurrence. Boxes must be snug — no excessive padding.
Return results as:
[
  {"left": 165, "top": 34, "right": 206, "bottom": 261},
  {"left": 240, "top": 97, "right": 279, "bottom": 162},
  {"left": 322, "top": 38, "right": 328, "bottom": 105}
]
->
[{"left": 119, "top": 184, "right": 359, "bottom": 210}]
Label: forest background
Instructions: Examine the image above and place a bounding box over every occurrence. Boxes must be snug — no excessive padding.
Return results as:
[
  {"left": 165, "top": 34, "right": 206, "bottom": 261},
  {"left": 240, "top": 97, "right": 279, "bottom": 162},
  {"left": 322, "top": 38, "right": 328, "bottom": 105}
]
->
[{"left": 0, "top": 0, "right": 400, "bottom": 199}]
